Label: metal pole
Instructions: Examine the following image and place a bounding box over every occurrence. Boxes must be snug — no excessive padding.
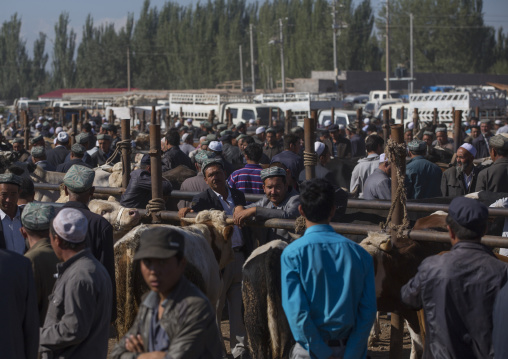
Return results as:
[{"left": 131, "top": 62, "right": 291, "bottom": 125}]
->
[
  {"left": 239, "top": 45, "right": 244, "bottom": 91},
  {"left": 454, "top": 110, "right": 462, "bottom": 153},
  {"left": 149, "top": 121, "right": 163, "bottom": 224},
  {"left": 304, "top": 115, "right": 316, "bottom": 180},
  {"left": 383, "top": 109, "right": 390, "bottom": 144},
  {"left": 71, "top": 114, "right": 78, "bottom": 146},
  {"left": 142, "top": 111, "right": 146, "bottom": 132},
  {"left": 121, "top": 119, "right": 131, "bottom": 189},
  {"left": 280, "top": 18, "right": 285, "bottom": 93},
  {"left": 400, "top": 106, "right": 405, "bottom": 125},
  {"left": 433, "top": 108, "right": 438, "bottom": 125},
  {"left": 250, "top": 24, "right": 256, "bottom": 94},
  {"left": 412, "top": 108, "right": 418, "bottom": 136},
  {"left": 23, "top": 110, "right": 29, "bottom": 149},
  {"left": 331, "top": 107, "right": 335, "bottom": 125},
  {"left": 389, "top": 123, "right": 404, "bottom": 359},
  {"left": 285, "top": 110, "right": 292, "bottom": 135},
  {"left": 385, "top": 0, "right": 390, "bottom": 98},
  {"left": 410, "top": 13, "right": 414, "bottom": 94},
  {"left": 269, "top": 108, "right": 273, "bottom": 128}
]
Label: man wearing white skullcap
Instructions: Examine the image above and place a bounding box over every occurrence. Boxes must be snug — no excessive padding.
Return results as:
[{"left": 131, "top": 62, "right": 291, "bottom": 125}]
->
[
  {"left": 363, "top": 153, "right": 392, "bottom": 200},
  {"left": 40, "top": 208, "right": 112, "bottom": 358},
  {"left": 441, "top": 143, "right": 482, "bottom": 196},
  {"left": 297, "top": 142, "right": 336, "bottom": 185},
  {"left": 254, "top": 126, "right": 266, "bottom": 145}
]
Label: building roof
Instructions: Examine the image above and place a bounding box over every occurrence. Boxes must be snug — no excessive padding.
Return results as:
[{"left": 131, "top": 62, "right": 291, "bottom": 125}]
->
[{"left": 38, "top": 88, "right": 137, "bottom": 100}]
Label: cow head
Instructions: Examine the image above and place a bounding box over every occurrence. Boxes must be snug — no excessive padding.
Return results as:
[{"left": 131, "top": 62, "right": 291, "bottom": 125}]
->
[
  {"left": 191, "top": 210, "right": 235, "bottom": 270},
  {"left": 89, "top": 197, "right": 141, "bottom": 231}
]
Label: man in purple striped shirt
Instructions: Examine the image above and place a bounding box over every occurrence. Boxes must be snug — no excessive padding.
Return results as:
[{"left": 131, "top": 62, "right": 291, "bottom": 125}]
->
[{"left": 228, "top": 143, "right": 264, "bottom": 195}]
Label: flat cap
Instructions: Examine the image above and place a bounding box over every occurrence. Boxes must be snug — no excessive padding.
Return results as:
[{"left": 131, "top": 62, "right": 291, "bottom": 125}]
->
[
  {"left": 71, "top": 143, "right": 86, "bottom": 156},
  {"left": 480, "top": 119, "right": 491, "bottom": 124},
  {"left": 489, "top": 135, "right": 508, "bottom": 150},
  {"left": 328, "top": 124, "right": 339, "bottom": 132},
  {"left": 347, "top": 124, "right": 357, "bottom": 132},
  {"left": 97, "top": 134, "right": 112, "bottom": 141},
  {"left": 30, "top": 135, "right": 44, "bottom": 145},
  {"left": 448, "top": 197, "right": 488, "bottom": 235},
  {"left": 31, "top": 146, "right": 46, "bottom": 158},
  {"left": 201, "top": 158, "right": 224, "bottom": 175},
  {"left": 102, "top": 123, "right": 114, "bottom": 131},
  {"left": 236, "top": 121, "right": 246, "bottom": 129},
  {"left": 75, "top": 133, "right": 90, "bottom": 144},
  {"left": 220, "top": 130, "right": 234, "bottom": 137},
  {"left": 140, "top": 154, "right": 151, "bottom": 165},
  {"left": 206, "top": 134, "right": 217, "bottom": 142},
  {"left": 236, "top": 134, "right": 248, "bottom": 140},
  {"left": 12, "top": 138, "right": 24, "bottom": 144},
  {"left": 408, "top": 139, "right": 427, "bottom": 152},
  {"left": 260, "top": 166, "right": 287, "bottom": 181},
  {"left": 217, "top": 124, "right": 227, "bottom": 131},
  {"left": 195, "top": 150, "right": 216, "bottom": 165},
  {"left": 134, "top": 227, "right": 185, "bottom": 260},
  {"left": 53, "top": 208, "right": 88, "bottom": 243},
  {"left": 63, "top": 165, "right": 95, "bottom": 193},
  {"left": 0, "top": 173, "right": 21, "bottom": 186},
  {"left": 21, "top": 203, "right": 55, "bottom": 231}
]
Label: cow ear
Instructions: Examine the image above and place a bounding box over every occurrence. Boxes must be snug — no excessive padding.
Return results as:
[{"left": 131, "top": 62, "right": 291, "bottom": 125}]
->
[
  {"left": 108, "top": 196, "right": 116, "bottom": 202},
  {"left": 223, "top": 225, "right": 234, "bottom": 242}
]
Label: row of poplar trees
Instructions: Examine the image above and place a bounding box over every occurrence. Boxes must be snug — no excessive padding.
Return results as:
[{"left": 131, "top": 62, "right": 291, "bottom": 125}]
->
[{"left": 0, "top": 0, "right": 507, "bottom": 102}]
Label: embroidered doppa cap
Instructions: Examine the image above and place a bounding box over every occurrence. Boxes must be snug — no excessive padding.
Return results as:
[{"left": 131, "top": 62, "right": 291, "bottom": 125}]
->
[
  {"left": 435, "top": 127, "right": 447, "bottom": 133},
  {"left": 53, "top": 208, "right": 88, "bottom": 243},
  {"left": 489, "top": 135, "right": 508, "bottom": 150},
  {"left": 13, "top": 138, "right": 24, "bottom": 144},
  {"left": 97, "top": 134, "right": 111, "bottom": 141},
  {"left": 260, "top": 166, "right": 287, "bottom": 181},
  {"left": 30, "top": 135, "right": 44, "bottom": 145},
  {"left": 31, "top": 146, "right": 46, "bottom": 158},
  {"left": 71, "top": 144, "right": 86, "bottom": 156},
  {"left": 448, "top": 197, "right": 488, "bottom": 235},
  {"left": 0, "top": 173, "right": 21, "bottom": 187},
  {"left": 63, "top": 165, "right": 95, "bottom": 193},
  {"left": 21, "top": 203, "right": 55, "bottom": 231},
  {"left": 133, "top": 227, "right": 185, "bottom": 260},
  {"left": 201, "top": 158, "right": 224, "bottom": 175},
  {"left": 194, "top": 150, "right": 216, "bottom": 165},
  {"left": 459, "top": 143, "right": 477, "bottom": 157},
  {"left": 408, "top": 139, "right": 427, "bottom": 152}
]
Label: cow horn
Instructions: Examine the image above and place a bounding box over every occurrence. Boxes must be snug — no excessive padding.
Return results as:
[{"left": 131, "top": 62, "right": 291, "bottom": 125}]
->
[{"left": 380, "top": 239, "right": 392, "bottom": 252}]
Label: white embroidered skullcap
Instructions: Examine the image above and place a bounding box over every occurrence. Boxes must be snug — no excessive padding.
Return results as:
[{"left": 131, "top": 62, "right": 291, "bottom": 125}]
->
[
  {"left": 255, "top": 127, "right": 266, "bottom": 135},
  {"left": 315, "top": 142, "right": 325, "bottom": 156},
  {"left": 324, "top": 120, "right": 332, "bottom": 127},
  {"left": 379, "top": 153, "right": 388, "bottom": 163},
  {"left": 53, "top": 208, "right": 88, "bottom": 243},
  {"left": 208, "top": 141, "right": 223, "bottom": 152},
  {"left": 459, "top": 143, "right": 476, "bottom": 157}
]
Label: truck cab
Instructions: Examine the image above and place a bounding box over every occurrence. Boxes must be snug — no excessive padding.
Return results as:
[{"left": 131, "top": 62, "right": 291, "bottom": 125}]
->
[
  {"left": 317, "top": 110, "right": 357, "bottom": 127},
  {"left": 369, "top": 90, "right": 401, "bottom": 101},
  {"left": 223, "top": 103, "right": 284, "bottom": 127}
]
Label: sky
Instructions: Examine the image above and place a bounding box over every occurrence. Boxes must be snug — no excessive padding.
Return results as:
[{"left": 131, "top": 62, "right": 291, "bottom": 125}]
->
[{"left": 2, "top": 0, "right": 507, "bottom": 57}]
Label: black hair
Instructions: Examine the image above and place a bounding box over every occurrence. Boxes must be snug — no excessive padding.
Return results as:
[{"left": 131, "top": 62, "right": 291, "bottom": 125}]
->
[
  {"left": 299, "top": 179, "right": 335, "bottom": 222},
  {"left": 365, "top": 135, "right": 384, "bottom": 153},
  {"left": 366, "top": 124, "right": 377, "bottom": 133},
  {"left": 203, "top": 162, "right": 224, "bottom": 178},
  {"left": 19, "top": 177, "right": 35, "bottom": 200},
  {"left": 284, "top": 133, "right": 300, "bottom": 150},
  {"left": 243, "top": 136, "right": 255, "bottom": 145},
  {"left": 410, "top": 149, "right": 426, "bottom": 156},
  {"left": 166, "top": 129, "right": 181, "bottom": 146},
  {"left": 445, "top": 215, "right": 486, "bottom": 240},
  {"left": 82, "top": 123, "right": 92, "bottom": 132},
  {"left": 244, "top": 143, "right": 263, "bottom": 162},
  {"left": 496, "top": 147, "right": 508, "bottom": 157}
]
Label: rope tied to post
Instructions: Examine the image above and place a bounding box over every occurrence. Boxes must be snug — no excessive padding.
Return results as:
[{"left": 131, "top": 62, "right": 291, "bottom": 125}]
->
[
  {"left": 380, "top": 139, "right": 410, "bottom": 238},
  {"left": 105, "top": 139, "right": 132, "bottom": 167},
  {"left": 303, "top": 151, "right": 318, "bottom": 167},
  {"left": 145, "top": 198, "right": 166, "bottom": 218}
]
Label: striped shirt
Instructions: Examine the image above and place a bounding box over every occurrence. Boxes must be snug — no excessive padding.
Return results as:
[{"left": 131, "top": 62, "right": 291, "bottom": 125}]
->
[{"left": 227, "top": 164, "right": 264, "bottom": 195}]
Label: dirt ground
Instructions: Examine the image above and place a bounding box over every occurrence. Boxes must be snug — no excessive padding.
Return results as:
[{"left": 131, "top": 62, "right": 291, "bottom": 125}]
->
[{"left": 109, "top": 313, "right": 412, "bottom": 358}]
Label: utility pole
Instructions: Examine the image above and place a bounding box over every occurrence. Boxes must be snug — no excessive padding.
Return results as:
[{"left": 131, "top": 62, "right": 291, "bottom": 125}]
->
[
  {"left": 250, "top": 24, "right": 256, "bottom": 94},
  {"left": 410, "top": 13, "right": 414, "bottom": 94},
  {"left": 332, "top": 0, "right": 338, "bottom": 90},
  {"left": 385, "top": 0, "right": 390, "bottom": 97},
  {"left": 127, "top": 46, "right": 131, "bottom": 92},
  {"left": 239, "top": 45, "right": 244, "bottom": 91},
  {"left": 280, "top": 18, "right": 286, "bottom": 93}
]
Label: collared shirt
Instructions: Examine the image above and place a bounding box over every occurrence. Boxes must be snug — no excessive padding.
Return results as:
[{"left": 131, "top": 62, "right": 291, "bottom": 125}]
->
[
  {"left": 281, "top": 224, "right": 376, "bottom": 359},
  {"left": 0, "top": 207, "right": 24, "bottom": 254},
  {"left": 227, "top": 164, "right": 264, "bottom": 196},
  {"left": 212, "top": 187, "right": 243, "bottom": 248},
  {"left": 463, "top": 170, "right": 474, "bottom": 190},
  {"left": 145, "top": 294, "right": 170, "bottom": 352}
]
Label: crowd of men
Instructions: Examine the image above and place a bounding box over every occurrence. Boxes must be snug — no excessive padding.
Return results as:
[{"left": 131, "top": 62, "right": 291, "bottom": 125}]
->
[{"left": 2, "top": 110, "right": 508, "bottom": 358}]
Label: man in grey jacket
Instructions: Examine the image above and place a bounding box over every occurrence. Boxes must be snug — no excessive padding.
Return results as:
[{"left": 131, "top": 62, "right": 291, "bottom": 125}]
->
[
  {"left": 39, "top": 208, "right": 112, "bottom": 359},
  {"left": 234, "top": 165, "right": 300, "bottom": 244},
  {"left": 349, "top": 135, "right": 384, "bottom": 197},
  {"left": 363, "top": 153, "right": 391, "bottom": 200},
  {"left": 110, "top": 227, "right": 222, "bottom": 359}
]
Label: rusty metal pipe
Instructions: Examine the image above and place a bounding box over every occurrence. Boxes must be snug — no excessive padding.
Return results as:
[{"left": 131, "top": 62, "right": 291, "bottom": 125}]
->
[
  {"left": 412, "top": 108, "right": 418, "bottom": 136},
  {"left": 454, "top": 110, "right": 462, "bottom": 153},
  {"left": 149, "top": 122, "right": 163, "bottom": 223},
  {"left": 433, "top": 108, "right": 438, "bottom": 125},
  {"left": 121, "top": 119, "right": 131, "bottom": 189},
  {"left": 23, "top": 110, "right": 29, "bottom": 149},
  {"left": 71, "top": 114, "right": 78, "bottom": 145},
  {"left": 331, "top": 107, "right": 335, "bottom": 125}
]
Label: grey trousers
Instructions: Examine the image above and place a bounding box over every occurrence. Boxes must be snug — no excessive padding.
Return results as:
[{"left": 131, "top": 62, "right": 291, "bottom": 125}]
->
[
  {"left": 216, "top": 251, "right": 246, "bottom": 358},
  {"left": 290, "top": 342, "right": 346, "bottom": 359}
]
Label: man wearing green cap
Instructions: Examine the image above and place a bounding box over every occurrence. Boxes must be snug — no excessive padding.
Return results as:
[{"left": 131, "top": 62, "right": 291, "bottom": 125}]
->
[
  {"left": 110, "top": 227, "right": 222, "bottom": 358},
  {"left": 56, "top": 144, "right": 93, "bottom": 172},
  {"left": 62, "top": 133, "right": 95, "bottom": 167},
  {"left": 31, "top": 146, "right": 56, "bottom": 171},
  {"left": 406, "top": 139, "right": 442, "bottom": 199},
  {"left": 22, "top": 203, "right": 59, "bottom": 325}
]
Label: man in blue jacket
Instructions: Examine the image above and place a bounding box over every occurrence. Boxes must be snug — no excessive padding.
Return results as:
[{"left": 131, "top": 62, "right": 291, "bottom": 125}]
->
[
  {"left": 281, "top": 179, "right": 376, "bottom": 359},
  {"left": 406, "top": 139, "right": 442, "bottom": 199}
]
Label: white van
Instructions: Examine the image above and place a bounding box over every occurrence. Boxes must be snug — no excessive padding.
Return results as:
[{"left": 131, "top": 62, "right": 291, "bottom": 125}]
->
[
  {"left": 375, "top": 103, "right": 409, "bottom": 123},
  {"left": 364, "top": 99, "right": 403, "bottom": 116},
  {"left": 317, "top": 110, "right": 357, "bottom": 127},
  {"left": 369, "top": 90, "right": 401, "bottom": 102},
  {"left": 223, "top": 104, "right": 284, "bottom": 127}
]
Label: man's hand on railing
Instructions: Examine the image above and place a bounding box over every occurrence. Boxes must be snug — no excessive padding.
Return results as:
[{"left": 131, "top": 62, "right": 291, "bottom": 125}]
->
[
  {"left": 178, "top": 207, "right": 193, "bottom": 219},
  {"left": 233, "top": 206, "right": 256, "bottom": 227}
]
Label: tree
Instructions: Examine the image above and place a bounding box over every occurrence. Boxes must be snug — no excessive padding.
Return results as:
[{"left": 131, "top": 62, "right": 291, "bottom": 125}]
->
[{"left": 52, "top": 12, "right": 76, "bottom": 88}]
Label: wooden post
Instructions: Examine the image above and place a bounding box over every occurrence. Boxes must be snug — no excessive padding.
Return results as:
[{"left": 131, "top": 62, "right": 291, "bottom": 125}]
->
[
  {"left": 85, "top": 111, "right": 89, "bottom": 123},
  {"left": 383, "top": 110, "right": 390, "bottom": 144},
  {"left": 269, "top": 108, "right": 273, "bottom": 128},
  {"left": 277, "top": 108, "right": 281, "bottom": 126},
  {"left": 454, "top": 110, "right": 463, "bottom": 153},
  {"left": 412, "top": 108, "right": 419, "bottom": 136},
  {"left": 451, "top": 107, "right": 455, "bottom": 124},
  {"left": 400, "top": 106, "right": 405, "bottom": 125},
  {"left": 227, "top": 110, "right": 233, "bottom": 128},
  {"left": 71, "top": 114, "right": 78, "bottom": 146},
  {"left": 60, "top": 108, "right": 65, "bottom": 124},
  {"left": 304, "top": 114, "right": 316, "bottom": 180},
  {"left": 179, "top": 107, "right": 184, "bottom": 121},
  {"left": 356, "top": 108, "right": 363, "bottom": 134},
  {"left": 149, "top": 120, "right": 163, "bottom": 224},
  {"left": 79, "top": 110, "right": 83, "bottom": 126},
  {"left": 157, "top": 110, "right": 161, "bottom": 126},
  {"left": 389, "top": 107, "right": 392, "bottom": 122},
  {"left": 23, "top": 110, "right": 29, "bottom": 149},
  {"left": 165, "top": 113, "right": 170, "bottom": 132},
  {"left": 225, "top": 109, "right": 231, "bottom": 127},
  {"left": 121, "top": 119, "right": 131, "bottom": 189},
  {"left": 141, "top": 111, "right": 146, "bottom": 132},
  {"left": 285, "top": 110, "right": 292, "bottom": 135},
  {"left": 208, "top": 110, "right": 215, "bottom": 123},
  {"left": 433, "top": 108, "right": 438, "bottom": 125},
  {"left": 389, "top": 124, "right": 405, "bottom": 359},
  {"left": 475, "top": 106, "right": 480, "bottom": 119},
  {"left": 331, "top": 107, "right": 335, "bottom": 125}
]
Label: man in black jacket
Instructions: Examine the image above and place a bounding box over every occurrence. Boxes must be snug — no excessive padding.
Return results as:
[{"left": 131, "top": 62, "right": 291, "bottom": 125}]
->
[
  {"left": 46, "top": 131, "right": 69, "bottom": 168},
  {"left": 56, "top": 144, "right": 93, "bottom": 172},
  {"left": 162, "top": 129, "right": 194, "bottom": 172},
  {"left": 60, "top": 165, "right": 117, "bottom": 323},
  {"left": 401, "top": 197, "right": 508, "bottom": 358},
  {"left": 178, "top": 158, "right": 248, "bottom": 358}
]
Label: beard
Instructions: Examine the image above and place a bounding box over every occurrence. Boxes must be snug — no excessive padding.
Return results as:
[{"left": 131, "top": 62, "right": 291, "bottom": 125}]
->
[{"left": 456, "top": 161, "right": 471, "bottom": 174}]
